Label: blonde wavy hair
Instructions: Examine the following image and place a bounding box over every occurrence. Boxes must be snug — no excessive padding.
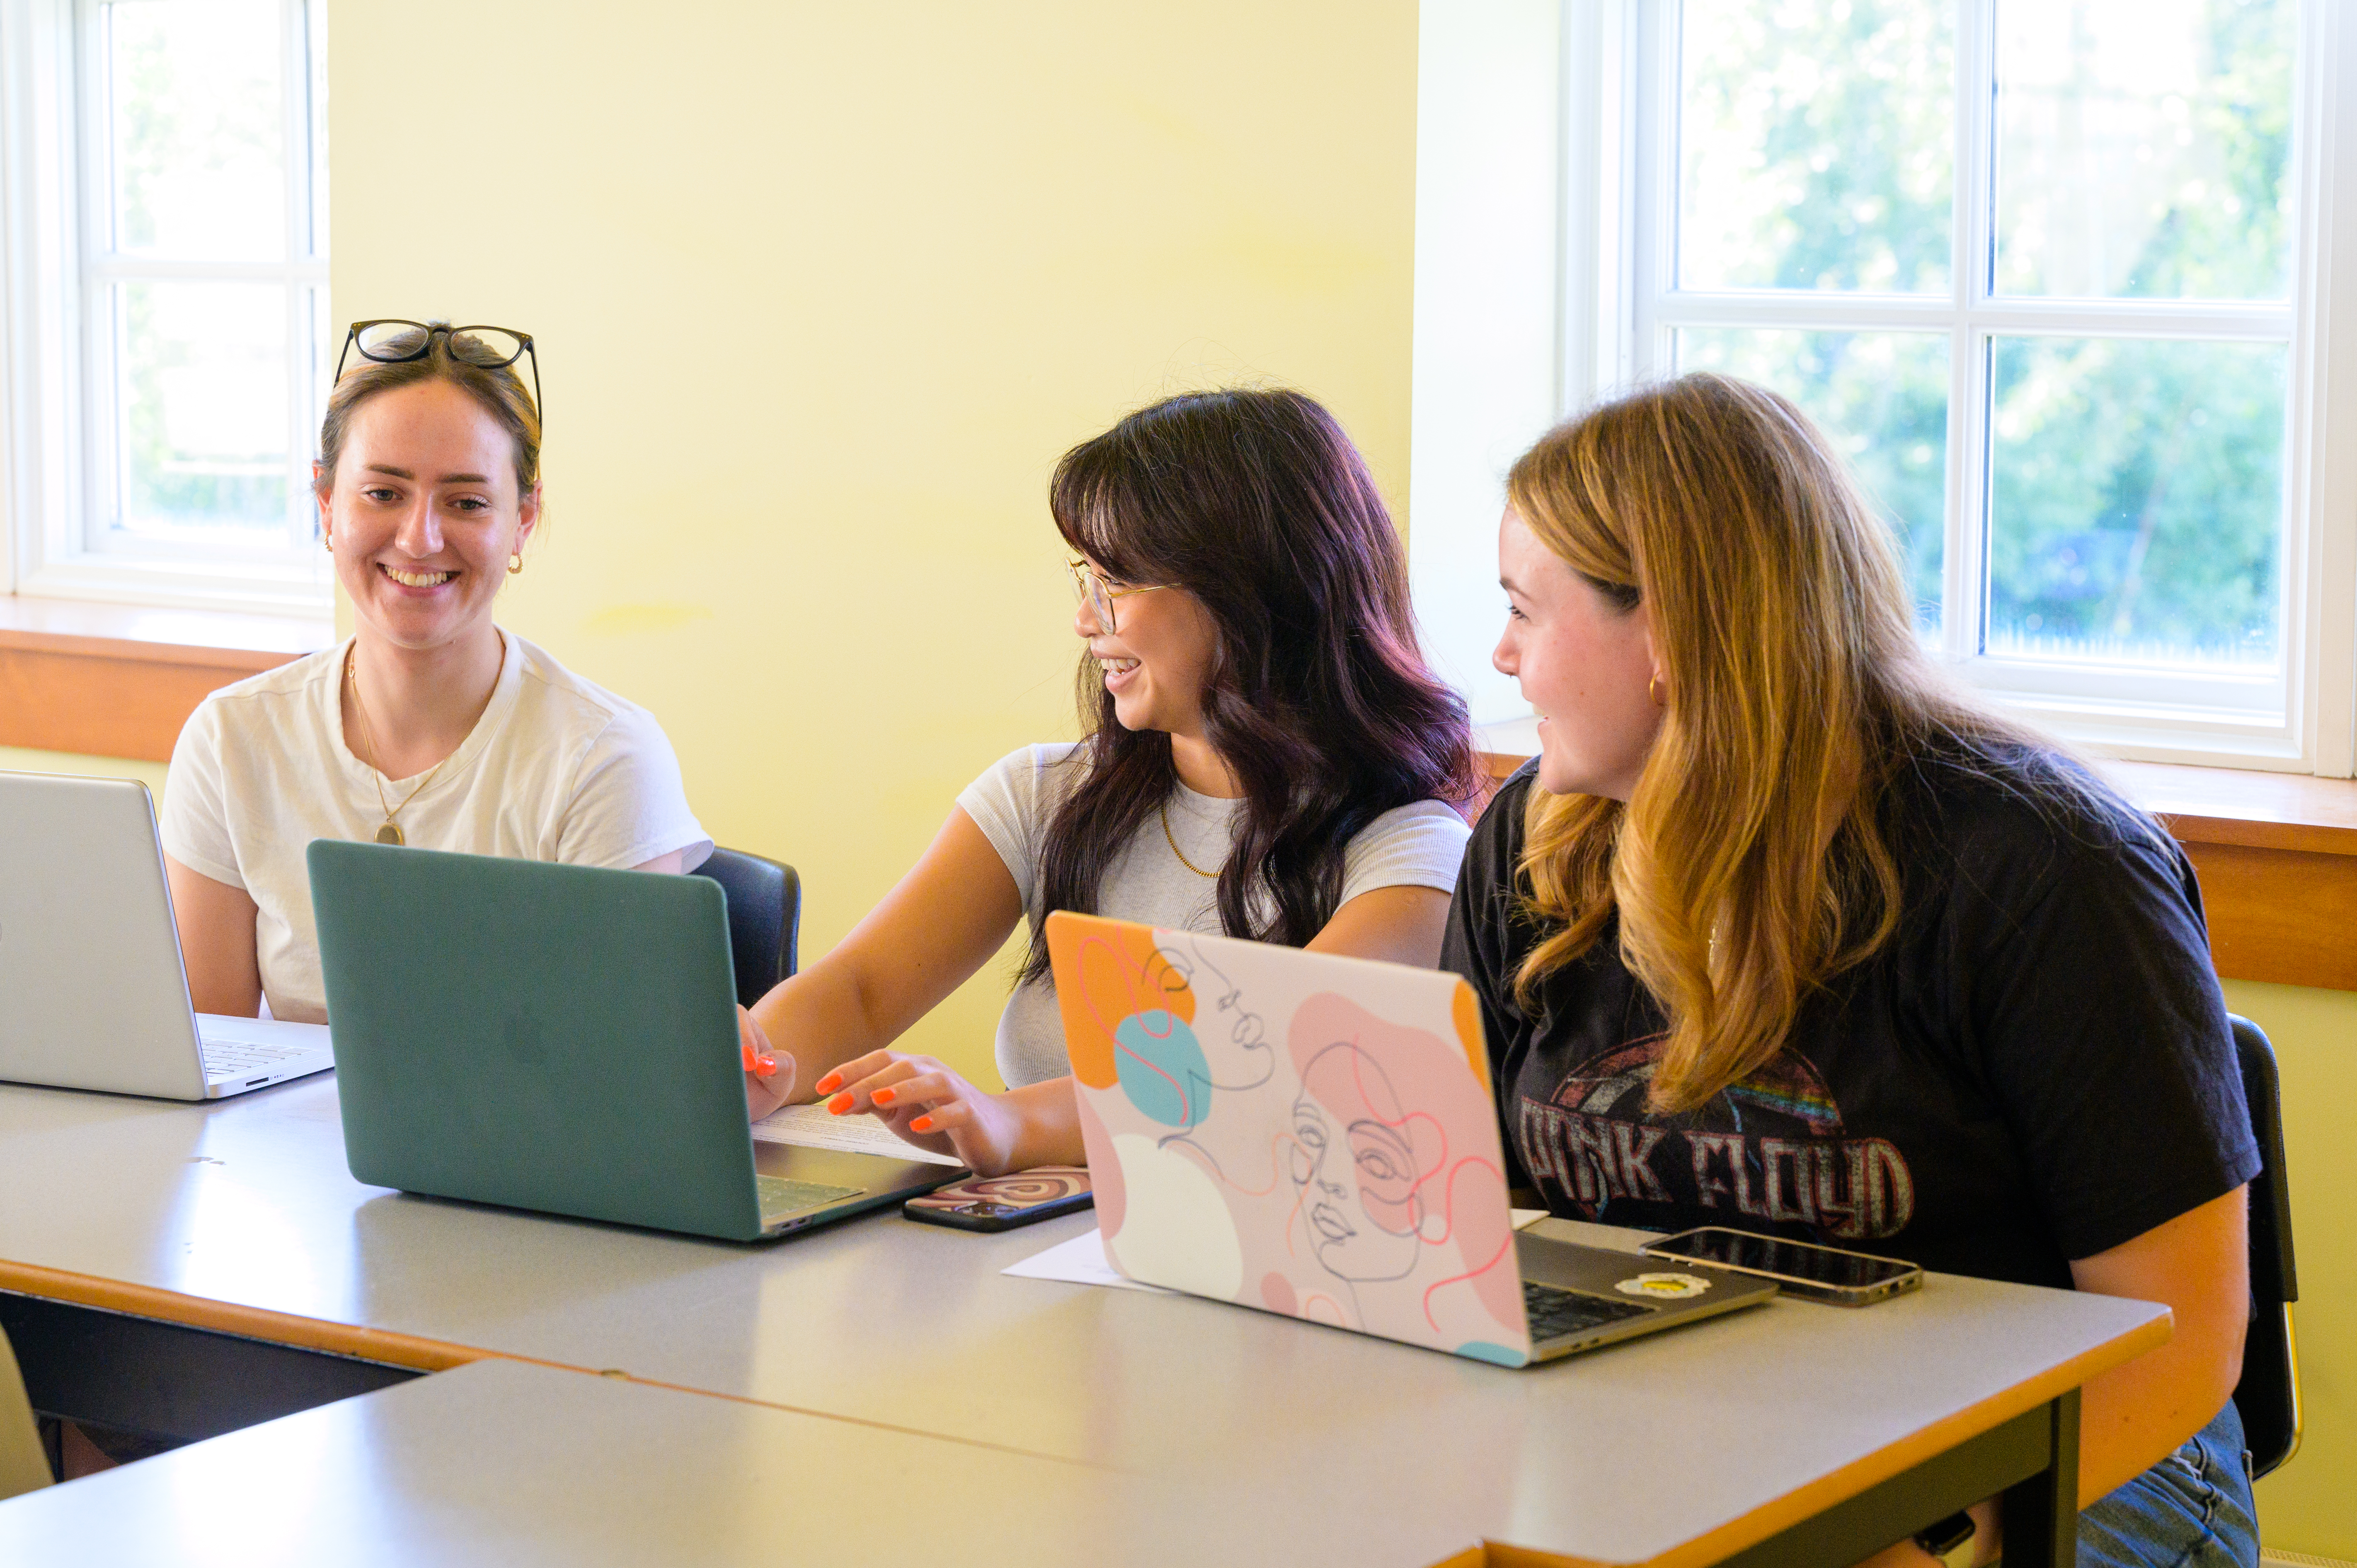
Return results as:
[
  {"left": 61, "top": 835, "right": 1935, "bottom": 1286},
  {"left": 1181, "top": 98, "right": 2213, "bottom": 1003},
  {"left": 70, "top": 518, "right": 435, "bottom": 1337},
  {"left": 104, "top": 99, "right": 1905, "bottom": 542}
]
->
[{"left": 1509, "top": 374, "right": 2073, "bottom": 1114}]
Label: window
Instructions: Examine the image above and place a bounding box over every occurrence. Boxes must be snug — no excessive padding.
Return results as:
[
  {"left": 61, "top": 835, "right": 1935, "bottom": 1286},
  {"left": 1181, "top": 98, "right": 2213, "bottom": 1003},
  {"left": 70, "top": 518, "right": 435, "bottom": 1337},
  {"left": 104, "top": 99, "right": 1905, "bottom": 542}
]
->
[
  {"left": 1408, "top": 0, "right": 2357, "bottom": 773},
  {"left": 1, "top": 0, "right": 330, "bottom": 616}
]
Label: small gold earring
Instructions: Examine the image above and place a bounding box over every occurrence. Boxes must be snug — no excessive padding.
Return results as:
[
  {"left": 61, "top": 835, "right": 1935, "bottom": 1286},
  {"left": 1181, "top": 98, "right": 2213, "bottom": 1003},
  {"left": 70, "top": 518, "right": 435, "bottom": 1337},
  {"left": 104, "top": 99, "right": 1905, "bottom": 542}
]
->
[
  {"left": 507, "top": 552, "right": 524, "bottom": 576},
  {"left": 1648, "top": 674, "right": 1667, "bottom": 708}
]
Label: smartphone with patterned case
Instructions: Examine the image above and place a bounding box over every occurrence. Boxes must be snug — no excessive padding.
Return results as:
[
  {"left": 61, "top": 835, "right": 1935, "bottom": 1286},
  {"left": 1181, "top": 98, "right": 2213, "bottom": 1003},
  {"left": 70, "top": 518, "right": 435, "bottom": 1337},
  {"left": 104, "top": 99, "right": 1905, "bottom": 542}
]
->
[{"left": 902, "top": 1167, "right": 1093, "bottom": 1231}]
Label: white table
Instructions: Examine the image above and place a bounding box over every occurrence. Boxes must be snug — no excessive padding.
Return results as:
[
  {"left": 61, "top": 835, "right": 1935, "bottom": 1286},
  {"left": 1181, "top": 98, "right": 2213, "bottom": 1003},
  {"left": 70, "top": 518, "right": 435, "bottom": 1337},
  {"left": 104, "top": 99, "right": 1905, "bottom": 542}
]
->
[{"left": 0, "top": 1077, "right": 2164, "bottom": 1566}]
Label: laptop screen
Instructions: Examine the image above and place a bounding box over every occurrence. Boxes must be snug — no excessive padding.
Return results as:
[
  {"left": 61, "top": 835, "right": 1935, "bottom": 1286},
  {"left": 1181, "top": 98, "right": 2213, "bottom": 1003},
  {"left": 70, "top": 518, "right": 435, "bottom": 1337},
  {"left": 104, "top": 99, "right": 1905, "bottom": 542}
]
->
[{"left": 1048, "top": 911, "right": 1529, "bottom": 1364}]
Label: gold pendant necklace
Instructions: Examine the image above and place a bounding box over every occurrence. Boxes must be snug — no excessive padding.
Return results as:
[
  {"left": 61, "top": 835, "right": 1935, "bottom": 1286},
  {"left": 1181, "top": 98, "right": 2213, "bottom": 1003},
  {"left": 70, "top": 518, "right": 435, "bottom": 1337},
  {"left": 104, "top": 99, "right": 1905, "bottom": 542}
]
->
[
  {"left": 346, "top": 647, "right": 449, "bottom": 846},
  {"left": 1159, "top": 802, "right": 1219, "bottom": 878}
]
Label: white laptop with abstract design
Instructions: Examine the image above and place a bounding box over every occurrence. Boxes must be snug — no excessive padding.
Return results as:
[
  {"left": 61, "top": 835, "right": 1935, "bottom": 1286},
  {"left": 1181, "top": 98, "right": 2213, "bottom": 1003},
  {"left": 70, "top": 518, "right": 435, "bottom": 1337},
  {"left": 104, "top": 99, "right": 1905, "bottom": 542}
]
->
[{"left": 1048, "top": 911, "right": 1775, "bottom": 1365}]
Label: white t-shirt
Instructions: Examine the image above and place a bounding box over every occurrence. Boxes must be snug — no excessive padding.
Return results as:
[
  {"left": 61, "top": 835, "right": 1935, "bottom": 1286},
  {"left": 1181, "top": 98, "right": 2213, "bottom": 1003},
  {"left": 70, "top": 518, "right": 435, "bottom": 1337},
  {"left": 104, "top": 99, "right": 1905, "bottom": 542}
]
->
[
  {"left": 163, "top": 631, "right": 712, "bottom": 1024},
  {"left": 958, "top": 742, "right": 1472, "bottom": 1089}
]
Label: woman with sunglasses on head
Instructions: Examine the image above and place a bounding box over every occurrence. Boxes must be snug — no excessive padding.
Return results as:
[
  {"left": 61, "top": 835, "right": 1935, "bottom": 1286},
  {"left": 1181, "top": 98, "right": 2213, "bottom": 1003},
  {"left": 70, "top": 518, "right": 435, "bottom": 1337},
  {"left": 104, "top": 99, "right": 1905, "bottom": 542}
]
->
[
  {"left": 161, "top": 321, "right": 712, "bottom": 1024},
  {"left": 739, "top": 387, "right": 1480, "bottom": 1175},
  {"left": 1446, "top": 374, "right": 2257, "bottom": 1568}
]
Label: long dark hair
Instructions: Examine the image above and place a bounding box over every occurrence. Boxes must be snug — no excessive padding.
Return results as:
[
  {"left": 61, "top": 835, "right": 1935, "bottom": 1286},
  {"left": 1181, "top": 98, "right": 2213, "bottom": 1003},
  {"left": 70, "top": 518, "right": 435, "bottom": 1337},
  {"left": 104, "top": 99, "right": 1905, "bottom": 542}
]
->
[{"left": 1019, "top": 388, "right": 1480, "bottom": 985}]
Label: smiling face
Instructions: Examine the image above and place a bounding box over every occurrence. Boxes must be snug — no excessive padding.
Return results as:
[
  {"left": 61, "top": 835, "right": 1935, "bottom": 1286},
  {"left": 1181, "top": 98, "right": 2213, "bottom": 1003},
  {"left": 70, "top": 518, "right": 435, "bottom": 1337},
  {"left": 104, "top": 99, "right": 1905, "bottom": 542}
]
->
[
  {"left": 318, "top": 379, "right": 539, "bottom": 655},
  {"left": 1074, "top": 558, "right": 1221, "bottom": 743},
  {"left": 1494, "top": 508, "right": 1664, "bottom": 800}
]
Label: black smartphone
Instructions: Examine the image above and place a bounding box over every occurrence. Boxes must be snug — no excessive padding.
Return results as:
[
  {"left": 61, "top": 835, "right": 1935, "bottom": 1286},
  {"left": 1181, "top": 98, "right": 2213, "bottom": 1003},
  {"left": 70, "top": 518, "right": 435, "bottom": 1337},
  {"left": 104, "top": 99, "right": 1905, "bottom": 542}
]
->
[
  {"left": 1640, "top": 1226, "right": 1923, "bottom": 1306},
  {"left": 902, "top": 1167, "right": 1093, "bottom": 1232}
]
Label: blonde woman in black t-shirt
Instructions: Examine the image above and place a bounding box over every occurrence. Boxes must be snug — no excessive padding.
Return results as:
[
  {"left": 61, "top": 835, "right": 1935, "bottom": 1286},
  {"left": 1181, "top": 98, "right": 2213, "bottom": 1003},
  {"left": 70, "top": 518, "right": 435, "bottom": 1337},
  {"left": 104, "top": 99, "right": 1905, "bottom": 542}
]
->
[{"left": 1443, "top": 374, "right": 2257, "bottom": 1568}]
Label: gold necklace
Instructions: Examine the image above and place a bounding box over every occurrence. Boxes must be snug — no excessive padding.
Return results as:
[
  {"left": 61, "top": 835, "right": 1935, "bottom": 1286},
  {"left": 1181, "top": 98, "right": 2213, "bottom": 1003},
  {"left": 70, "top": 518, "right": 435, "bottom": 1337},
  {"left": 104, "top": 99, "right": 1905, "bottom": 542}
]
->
[
  {"left": 1159, "top": 802, "right": 1219, "bottom": 878},
  {"left": 346, "top": 646, "right": 450, "bottom": 846}
]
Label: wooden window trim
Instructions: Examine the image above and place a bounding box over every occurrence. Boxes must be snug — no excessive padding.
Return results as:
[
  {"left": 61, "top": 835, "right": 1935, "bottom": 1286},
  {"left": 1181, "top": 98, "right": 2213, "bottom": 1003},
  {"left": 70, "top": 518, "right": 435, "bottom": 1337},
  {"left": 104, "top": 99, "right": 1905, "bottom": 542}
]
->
[
  {"left": 1479, "top": 750, "right": 2357, "bottom": 992},
  {"left": 2, "top": 605, "right": 2345, "bottom": 993},
  {"left": 0, "top": 596, "right": 328, "bottom": 763}
]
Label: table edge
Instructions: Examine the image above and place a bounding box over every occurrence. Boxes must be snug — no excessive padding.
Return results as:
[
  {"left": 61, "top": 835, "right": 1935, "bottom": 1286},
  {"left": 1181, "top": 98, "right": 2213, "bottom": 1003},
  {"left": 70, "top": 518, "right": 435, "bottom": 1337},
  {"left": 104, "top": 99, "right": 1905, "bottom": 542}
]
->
[
  {"left": 0, "top": 1256, "right": 1121, "bottom": 1473},
  {"left": 1468, "top": 1308, "right": 2171, "bottom": 1568},
  {"left": 0, "top": 1258, "right": 492, "bottom": 1373}
]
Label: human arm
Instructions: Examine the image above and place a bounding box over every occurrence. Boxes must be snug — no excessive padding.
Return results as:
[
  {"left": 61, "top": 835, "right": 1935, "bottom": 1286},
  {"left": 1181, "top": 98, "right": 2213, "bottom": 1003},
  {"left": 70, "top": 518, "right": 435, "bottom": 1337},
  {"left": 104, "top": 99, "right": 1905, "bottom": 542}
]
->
[
  {"left": 2069, "top": 1184, "right": 2250, "bottom": 1501},
  {"left": 1305, "top": 883, "right": 1452, "bottom": 968},
  {"left": 740, "top": 805, "right": 1023, "bottom": 1120},
  {"left": 1862, "top": 805, "right": 2258, "bottom": 1568},
  {"left": 164, "top": 854, "right": 264, "bottom": 1017},
  {"left": 820, "top": 880, "right": 1458, "bottom": 1174},
  {"left": 1862, "top": 1186, "right": 2250, "bottom": 1568},
  {"left": 632, "top": 849, "right": 687, "bottom": 874}
]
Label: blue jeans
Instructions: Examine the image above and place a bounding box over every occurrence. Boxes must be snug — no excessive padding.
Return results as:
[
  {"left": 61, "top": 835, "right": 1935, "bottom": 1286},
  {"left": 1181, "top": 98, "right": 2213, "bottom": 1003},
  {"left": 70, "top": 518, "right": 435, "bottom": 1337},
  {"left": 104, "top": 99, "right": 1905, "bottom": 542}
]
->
[{"left": 2077, "top": 1400, "right": 2259, "bottom": 1568}]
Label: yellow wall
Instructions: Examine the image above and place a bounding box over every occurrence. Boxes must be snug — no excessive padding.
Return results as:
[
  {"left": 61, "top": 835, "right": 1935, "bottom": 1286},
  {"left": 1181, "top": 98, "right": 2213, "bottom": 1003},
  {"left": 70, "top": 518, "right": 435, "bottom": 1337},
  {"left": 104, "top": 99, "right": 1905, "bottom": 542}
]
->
[
  {"left": 325, "top": 0, "right": 1418, "bottom": 1091},
  {"left": 0, "top": 747, "right": 167, "bottom": 796},
  {"left": 2227, "top": 979, "right": 2357, "bottom": 1557}
]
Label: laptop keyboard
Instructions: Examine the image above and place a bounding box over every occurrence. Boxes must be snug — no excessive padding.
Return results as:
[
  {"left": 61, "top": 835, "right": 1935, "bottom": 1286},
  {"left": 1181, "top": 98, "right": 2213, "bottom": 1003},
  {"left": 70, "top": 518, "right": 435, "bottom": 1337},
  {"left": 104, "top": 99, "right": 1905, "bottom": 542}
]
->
[
  {"left": 200, "top": 1039, "right": 312, "bottom": 1081},
  {"left": 1522, "top": 1279, "right": 1656, "bottom": 1343},
  {"left": 757, "top": 1176, "right": 864, "bottom": 1220}
]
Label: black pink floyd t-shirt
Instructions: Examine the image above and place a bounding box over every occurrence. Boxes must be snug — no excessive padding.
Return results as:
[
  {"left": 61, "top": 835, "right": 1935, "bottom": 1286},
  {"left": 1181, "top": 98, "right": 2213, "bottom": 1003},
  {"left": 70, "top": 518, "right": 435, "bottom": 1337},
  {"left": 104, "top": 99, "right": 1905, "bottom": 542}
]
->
[{"left": 1441, "top": 752, "right": 2259, "bottom": 1289}]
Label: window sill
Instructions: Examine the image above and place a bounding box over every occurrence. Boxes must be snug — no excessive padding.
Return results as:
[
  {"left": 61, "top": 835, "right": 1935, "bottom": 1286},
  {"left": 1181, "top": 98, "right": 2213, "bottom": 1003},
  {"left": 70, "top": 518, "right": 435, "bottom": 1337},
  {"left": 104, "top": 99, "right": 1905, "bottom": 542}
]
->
[
  {"left": 1474, "top": 732, "right": 2357, "bottom": 993},
  {"left": 0, "top": 596, "right": 332, "bottom": 762}
]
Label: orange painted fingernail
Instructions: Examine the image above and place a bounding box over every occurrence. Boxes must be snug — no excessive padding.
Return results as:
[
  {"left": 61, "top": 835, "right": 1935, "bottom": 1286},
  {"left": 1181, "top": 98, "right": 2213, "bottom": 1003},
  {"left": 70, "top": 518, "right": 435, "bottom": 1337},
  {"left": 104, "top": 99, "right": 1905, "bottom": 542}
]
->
[
  {"left": 910, "top": 1115, "right": 935, "bottom": 1133},
  {"left": 872, "top": 1087, "right": 896, "bottom": 1106},
  {"left": 827, "top": 1093, "right": 854, "bottom": 1115},
  {"left": 813, "top": 1072, "right": 843, "bottom": 1095}
]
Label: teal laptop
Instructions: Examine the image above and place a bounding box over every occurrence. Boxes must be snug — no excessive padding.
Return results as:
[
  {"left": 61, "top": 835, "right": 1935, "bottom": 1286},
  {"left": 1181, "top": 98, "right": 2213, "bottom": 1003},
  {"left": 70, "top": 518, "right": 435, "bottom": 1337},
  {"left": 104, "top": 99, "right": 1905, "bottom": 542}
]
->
[{"left": 308, "top": 841, "right": 959, "bottom": 1242}]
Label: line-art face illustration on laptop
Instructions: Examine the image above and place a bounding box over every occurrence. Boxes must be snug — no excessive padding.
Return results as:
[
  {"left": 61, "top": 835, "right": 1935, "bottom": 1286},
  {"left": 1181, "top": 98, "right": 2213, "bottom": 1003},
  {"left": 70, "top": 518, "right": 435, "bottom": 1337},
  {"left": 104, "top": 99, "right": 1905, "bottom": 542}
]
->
[{"left": 1049, "top": 911, "right": 1776, "bottom": 1365}]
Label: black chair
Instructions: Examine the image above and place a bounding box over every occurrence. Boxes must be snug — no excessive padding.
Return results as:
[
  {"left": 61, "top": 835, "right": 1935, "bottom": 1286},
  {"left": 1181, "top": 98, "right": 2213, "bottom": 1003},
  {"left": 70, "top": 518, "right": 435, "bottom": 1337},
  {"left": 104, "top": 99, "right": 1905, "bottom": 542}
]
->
[
  {"left": 691, "top": 847, "right": 802, "bottom": 1008},
  {"left": 2228, "top": 1014, "right": 2300, "bottom": 1478}
]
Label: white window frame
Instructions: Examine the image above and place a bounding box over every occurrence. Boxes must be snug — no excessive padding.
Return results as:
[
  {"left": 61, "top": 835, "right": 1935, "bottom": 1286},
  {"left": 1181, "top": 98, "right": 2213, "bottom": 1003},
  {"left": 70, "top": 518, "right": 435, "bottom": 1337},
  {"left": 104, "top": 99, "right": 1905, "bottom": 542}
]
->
[
  {"left": 1410, "top": 1, "right": 2357, "bottom": 776},
  {"left": 0, "top": 0, "right": 331, "bottom": 618}
]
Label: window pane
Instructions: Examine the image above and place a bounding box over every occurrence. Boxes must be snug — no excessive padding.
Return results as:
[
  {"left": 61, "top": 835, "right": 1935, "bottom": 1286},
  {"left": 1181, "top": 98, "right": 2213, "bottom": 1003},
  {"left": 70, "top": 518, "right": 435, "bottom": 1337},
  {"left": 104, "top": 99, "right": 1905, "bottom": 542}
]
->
[
  {"left": 109, "top": 281, "right": 292, "bottom": 546},
  {"left": 106, "top": 0, "right": 285, "bottom": 261},
  {"left": 1676, "top": 330, "right": 1949, "bottom": 629},
  {"left": 1677, "top": 0, "right": 1954, "bottom": 293},
  {"left": 1986, "top": 336, "right": 2283, "bottom": 668},
  {"left": 1993, "top": 0, "right": 2293, "bottom": 300}
]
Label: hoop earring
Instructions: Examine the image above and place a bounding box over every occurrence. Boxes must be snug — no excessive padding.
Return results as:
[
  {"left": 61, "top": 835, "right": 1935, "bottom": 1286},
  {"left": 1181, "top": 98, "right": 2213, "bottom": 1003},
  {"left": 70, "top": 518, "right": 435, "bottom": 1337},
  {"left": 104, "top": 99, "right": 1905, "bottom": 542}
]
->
[
  {"left": 507, "top": 552, "right": 524, "bottom": 576},
  {"left": 1648, "top": 674, "right": 1667, "bottom": 708}
]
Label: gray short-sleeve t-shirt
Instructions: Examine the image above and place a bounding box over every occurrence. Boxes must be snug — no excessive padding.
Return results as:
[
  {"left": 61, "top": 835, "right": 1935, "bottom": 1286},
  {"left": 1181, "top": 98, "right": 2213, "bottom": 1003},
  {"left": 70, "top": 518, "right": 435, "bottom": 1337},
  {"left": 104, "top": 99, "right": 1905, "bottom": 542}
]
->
[{"left": 956, "top": 742, "right": 1471, "bottom": 1088}]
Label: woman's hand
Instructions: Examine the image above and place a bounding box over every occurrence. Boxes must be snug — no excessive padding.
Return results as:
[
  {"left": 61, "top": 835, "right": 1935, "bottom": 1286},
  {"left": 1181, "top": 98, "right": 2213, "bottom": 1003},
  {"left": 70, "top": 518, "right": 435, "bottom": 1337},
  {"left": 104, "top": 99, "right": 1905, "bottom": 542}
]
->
[
  {"left": 814, "top": 1050, "right": 1027, "bottom": 1175},
  {"left": 739, "top": 1006, "right": 794, "bottom": 1118}
]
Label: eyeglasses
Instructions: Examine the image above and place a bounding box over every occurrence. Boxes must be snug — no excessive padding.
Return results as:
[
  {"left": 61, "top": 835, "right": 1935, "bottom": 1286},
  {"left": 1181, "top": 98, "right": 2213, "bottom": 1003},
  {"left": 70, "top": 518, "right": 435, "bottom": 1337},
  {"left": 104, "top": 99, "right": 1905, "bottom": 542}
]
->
[
  {"left": 1068, "top": 556, "right": 1171, "bottom": 634},
  {"left": 333, "top": 319, "right": 542, "bottom": 420}
]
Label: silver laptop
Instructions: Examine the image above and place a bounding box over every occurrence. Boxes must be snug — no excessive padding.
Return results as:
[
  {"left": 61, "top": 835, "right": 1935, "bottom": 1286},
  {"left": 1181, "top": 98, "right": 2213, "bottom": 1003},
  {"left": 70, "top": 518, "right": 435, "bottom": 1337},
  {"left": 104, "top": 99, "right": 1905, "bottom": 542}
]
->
[
  {"left": 1049, "top": 911, "right": 1778, "bottom": 1365},
  {"left": 0, "top": 771, "right": 334, "bottom": 1100}
]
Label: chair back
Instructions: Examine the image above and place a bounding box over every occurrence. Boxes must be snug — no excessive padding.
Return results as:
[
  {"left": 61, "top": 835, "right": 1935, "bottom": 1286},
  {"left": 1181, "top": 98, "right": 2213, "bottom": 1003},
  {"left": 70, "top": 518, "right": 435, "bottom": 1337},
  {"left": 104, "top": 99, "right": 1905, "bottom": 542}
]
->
[
  {"left": 0, "top": 1327, "right": 52, "bottom": 1500},
  {"left": 691, "top": 848, "right": 802, "bottom": 1008},
  {"left": 2229, "top": 1014, "right": 2300, "bottom": 1478}
]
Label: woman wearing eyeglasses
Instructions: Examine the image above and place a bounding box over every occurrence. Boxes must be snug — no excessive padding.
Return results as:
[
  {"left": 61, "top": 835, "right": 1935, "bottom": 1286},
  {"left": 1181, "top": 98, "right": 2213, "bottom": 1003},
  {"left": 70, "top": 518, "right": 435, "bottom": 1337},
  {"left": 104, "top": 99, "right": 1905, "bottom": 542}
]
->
[
  {"left": 739, "top": 388, "right": 1480, "bottom": 1175},
  {"left": 160, "top": 321, "right": 711, "bottom": 1024}
]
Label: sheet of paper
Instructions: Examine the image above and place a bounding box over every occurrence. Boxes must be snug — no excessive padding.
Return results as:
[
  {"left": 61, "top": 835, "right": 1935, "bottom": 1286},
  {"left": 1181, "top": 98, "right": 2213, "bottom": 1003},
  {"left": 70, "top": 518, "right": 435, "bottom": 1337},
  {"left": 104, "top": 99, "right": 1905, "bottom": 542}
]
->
[
  {"left": 749, "top": 1102, "right": 964, "bottom": 1167},
  {"left": 1003, "top": 1229, "right": 1174, "bottom": 1294},
  {"left": 1512, "top": 1208, "right": 1548, "bottom": 1231}
]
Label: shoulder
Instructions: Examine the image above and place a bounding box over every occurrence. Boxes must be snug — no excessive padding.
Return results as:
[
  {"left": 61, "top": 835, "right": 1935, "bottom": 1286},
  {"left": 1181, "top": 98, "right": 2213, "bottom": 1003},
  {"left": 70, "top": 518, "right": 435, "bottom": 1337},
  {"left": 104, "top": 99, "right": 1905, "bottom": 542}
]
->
[
  {"left": 964, "top": 741, "right": 1085, "bottom": 806},
  {"left": 1886, "top": 742, "right": 2191, "bottom": 931},
  {"left": 1463, "top": 759, "right": 1541, "bottom": 878},
  {"left": 173, "top": 643, "right": 342, "bottom": 756},
  {"left": 1896, "top": 743, "right": 2167, "bottom": 869},
  {"left": 505, "top": 634, "right": 679, "bottom": 757},
  {"left": 1344, "top": 796, "right": 1471, "bottom": 857}
]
